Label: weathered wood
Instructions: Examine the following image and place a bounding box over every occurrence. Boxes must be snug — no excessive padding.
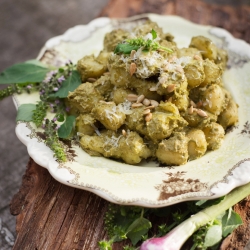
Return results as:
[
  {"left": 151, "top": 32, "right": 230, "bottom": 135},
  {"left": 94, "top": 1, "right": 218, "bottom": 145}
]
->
[
  {"left": 10, "top": 159, "right": 128, "bottom": 250},
  {"left": 10, "top": 0, "right": 250, "bottom": 249}
]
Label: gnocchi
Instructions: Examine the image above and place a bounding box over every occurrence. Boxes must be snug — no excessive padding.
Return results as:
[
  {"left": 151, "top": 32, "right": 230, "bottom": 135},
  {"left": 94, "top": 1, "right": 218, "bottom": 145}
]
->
[{"left": 68, "top": 20, "right": 238, "bottom": 165}]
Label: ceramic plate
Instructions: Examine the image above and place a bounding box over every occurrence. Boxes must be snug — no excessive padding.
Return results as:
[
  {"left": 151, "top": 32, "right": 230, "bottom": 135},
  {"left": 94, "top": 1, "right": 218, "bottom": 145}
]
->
[{"left": 14, "top": 14, "right": 250, "bottom": 207}]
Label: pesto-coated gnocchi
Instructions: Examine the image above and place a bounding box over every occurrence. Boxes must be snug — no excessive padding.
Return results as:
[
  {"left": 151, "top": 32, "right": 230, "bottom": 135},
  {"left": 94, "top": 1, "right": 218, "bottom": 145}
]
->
[{"left": 67, "top": 20, "right": 238, "bottom": 165}]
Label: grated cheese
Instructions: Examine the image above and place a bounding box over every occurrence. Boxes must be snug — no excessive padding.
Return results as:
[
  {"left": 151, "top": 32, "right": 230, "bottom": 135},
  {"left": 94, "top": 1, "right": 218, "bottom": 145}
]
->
[{"left": 118, "top": 100, "right": 132, "bottom": 115}]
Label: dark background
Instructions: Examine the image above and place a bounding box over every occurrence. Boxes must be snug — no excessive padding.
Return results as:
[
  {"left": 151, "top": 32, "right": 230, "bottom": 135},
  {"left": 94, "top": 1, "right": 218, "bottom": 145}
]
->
[{"left": 0, "top": 1, "right": 108, "bottom": 249}]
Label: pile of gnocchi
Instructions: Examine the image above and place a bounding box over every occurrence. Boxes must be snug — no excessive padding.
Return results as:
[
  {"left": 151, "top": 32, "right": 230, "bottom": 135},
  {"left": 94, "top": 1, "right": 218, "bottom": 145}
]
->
[{"left": 67, "top": 20, "right": 238, "bottom": 165}]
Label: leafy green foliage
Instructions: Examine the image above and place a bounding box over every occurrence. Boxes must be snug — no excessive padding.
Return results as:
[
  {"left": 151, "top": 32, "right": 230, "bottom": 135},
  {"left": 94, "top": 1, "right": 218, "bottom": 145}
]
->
[
  {"left": 190, "top": 207, "right": 243, "bottom": 250},
  {"left": 0, "top": 61, "right": 50, "bottom": 84},
  {"left": 57, "top": 115, "right": 76, "bottom": 139},
  {"left": 49, "top": 70, "right": 81, "bottom": 98},
  {"left": 102, "top": 204, "right": 151, "bottom": 248},
  {"left": 16, "top": 104, "right": 37, "bottom": 122},
  {"left": 222, "top": 208, "right": 242, "bottom": 237},
  {"left": 127, "top": 217, "right": 151, "bottom": 245},
  {"left": 0, "top": 58, "right": 78, "bottom": 162},
  {"left": 100, "top": 197, "right": 243, "bottom": 250},
  {"left": 114, "top": 29, "right": 173, "bottom": 55},
  {"left": 203, "top": 225, "right": 222, "bottom": 247}
]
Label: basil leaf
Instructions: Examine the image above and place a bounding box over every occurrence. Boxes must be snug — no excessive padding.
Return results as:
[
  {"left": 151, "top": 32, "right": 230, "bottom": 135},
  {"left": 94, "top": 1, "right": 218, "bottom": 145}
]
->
[
  {"left": 151, "top": 29, "right": 157, "bottom": 40},
  {"left": 16, "top": 104, "right": 36, "bottom": 122},
  {"left": 24, "top": 59, "right": 48, "bottom": 67},
  {"left": 204, "top": 225, "right": 222, "bottom": 247},
  {"left": 126, "top": 217, "right": 151, "bottom": 245},
  {"left": 222, "top": 209, "right": 243, "bottom": 237},
  {"left": 57, "top": 115, "right": 76, "bottom": 139},
  {"left": 0, "top": 62, "right": 50, "bottom": 84},
  {"left": 114, "top": 43, "right": 140, "bottom": 54},
  {"left": 50, "top": 71, "right": 81, "bottom": 98}
]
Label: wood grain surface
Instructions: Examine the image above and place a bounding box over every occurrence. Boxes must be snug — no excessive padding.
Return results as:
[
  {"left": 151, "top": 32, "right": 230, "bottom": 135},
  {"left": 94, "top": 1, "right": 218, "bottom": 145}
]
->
[{"left": 10, "top": 0, "right": 250, "bottom": 249}]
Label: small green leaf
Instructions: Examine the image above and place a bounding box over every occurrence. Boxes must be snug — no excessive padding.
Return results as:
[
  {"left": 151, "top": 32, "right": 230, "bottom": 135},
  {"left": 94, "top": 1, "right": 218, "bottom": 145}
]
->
[
  {"left": 196, "top": 197, "right": 224, "bottom": 208},
  {"left": 0, "top": 62, "right": 49, "bottom": 84},
  {"left": 151, "top": 29, "right": 157, "bottom": 40},
  {"left": 222, "top": 209, "right": 243, "bottom": 237},
  {"left": 57, "top": 115, "right": 76, "bottom": 139},
  {"left": 114, "top": 43, "right": 140, "bottom": 54},
  {"left": 204, "top": 225, "right": 222, "bottom": 247},
  {"left": 56, "top": 114, "right": 65, "bottom": 122},
  {"left": 120, "top": 206, "right": 127, "bottom": 216},
  {"left": 16, "top": 104, "right": 37, "bottom": 122},
  {"left": 50, "top": 71, "right": 81, "bottom": 98},
  {"left": 126, "top": 217, "right": 151, "bottom": 245}
]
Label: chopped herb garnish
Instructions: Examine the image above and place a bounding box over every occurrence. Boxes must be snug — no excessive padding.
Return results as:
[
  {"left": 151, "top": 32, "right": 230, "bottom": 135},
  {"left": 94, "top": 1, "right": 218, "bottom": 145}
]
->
[{"left": 114, "top": 29, "right": 173, "bottom": 55}]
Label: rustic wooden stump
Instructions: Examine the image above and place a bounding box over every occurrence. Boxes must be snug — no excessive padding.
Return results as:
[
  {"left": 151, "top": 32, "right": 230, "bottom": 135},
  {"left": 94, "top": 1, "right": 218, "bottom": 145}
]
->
[{"left": 10, "top": 0, "right": 250, "bottom": 249}]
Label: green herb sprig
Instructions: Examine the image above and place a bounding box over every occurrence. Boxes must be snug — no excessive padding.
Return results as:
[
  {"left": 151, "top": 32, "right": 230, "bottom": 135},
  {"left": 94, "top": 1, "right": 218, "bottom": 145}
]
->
[
  {"left": 114, "top": 29, "right": 173, "bottom": 55},
  {"left": 32, "top": 101, "right": 48, "bottom": 127},
  {"left": 43, "top": 118, "right": 67, "bottom": 162},
  {"left": 0, "top": 59, "right": 81, "bottom": 162},
  {"left": 99, "top": 204, "right": 151, "bottom": 250}
]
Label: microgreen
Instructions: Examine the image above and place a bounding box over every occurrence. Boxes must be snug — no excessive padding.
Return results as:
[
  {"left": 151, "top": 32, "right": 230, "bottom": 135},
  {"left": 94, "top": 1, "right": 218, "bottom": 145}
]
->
[{"left": 114, "top": 29, "right": 173, "bottom": 55}]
